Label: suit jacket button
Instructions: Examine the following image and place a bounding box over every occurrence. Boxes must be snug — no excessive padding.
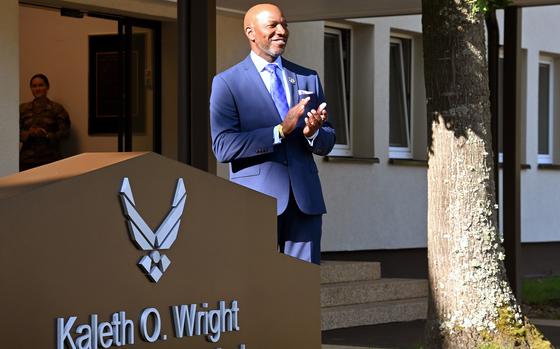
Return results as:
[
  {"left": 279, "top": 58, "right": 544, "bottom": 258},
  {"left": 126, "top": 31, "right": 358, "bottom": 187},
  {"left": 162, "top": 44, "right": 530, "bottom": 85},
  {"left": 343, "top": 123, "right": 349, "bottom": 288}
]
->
[{"left": 283, "top": 160, "right": 288, "bottom": 165}]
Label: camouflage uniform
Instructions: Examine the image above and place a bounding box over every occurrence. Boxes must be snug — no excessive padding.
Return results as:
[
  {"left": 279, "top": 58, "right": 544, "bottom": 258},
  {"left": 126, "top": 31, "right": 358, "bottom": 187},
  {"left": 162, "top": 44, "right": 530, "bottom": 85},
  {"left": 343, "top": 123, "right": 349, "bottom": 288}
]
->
[{"left": 20, "top": 97, "right": 70, "bottom": 171}]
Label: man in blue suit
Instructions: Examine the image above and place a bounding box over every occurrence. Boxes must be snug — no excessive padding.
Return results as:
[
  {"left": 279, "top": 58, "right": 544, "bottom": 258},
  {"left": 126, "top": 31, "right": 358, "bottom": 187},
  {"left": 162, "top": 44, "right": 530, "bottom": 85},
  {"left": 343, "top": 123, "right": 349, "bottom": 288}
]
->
[{"left": 210, "top": 3, "right": 335, "bottom": 264}]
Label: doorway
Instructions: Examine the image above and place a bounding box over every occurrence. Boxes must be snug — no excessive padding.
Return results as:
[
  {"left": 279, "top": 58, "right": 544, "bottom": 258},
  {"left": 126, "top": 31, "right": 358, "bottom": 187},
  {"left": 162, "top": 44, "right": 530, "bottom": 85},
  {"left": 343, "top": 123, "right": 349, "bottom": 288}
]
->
[{"left": 19, "top": 4, "right": 162, "bottom": 156}]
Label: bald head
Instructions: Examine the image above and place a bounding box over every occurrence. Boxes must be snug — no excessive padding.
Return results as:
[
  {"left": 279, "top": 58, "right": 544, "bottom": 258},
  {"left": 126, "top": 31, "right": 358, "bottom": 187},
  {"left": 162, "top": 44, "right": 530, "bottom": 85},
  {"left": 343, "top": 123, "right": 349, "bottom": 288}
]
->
[
  {"left": 244, "top": 3, "right": 289, "bottom": 62},
  {"left": 244, "top": 3, "right": 281, "bottom": 28}
]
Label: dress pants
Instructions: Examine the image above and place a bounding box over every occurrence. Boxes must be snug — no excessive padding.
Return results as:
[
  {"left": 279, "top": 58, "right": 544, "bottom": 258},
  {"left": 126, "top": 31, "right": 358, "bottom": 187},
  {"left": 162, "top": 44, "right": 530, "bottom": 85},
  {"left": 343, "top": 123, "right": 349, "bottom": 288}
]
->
[{"left": 277, "top": 191, "right": 322, "bottom": 265}]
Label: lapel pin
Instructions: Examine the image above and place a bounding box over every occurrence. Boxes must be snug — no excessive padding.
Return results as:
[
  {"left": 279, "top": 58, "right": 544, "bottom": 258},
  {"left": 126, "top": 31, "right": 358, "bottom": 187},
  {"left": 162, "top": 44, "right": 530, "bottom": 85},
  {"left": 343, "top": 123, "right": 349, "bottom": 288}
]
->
[{"left": 288, "top": 77, "right": 296, "bottom": 85}]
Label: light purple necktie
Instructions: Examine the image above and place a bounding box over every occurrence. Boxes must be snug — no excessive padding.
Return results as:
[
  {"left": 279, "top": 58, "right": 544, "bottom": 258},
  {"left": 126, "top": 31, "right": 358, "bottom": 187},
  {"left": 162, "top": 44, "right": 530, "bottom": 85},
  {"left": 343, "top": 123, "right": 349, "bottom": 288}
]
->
[{"left": 265, "top": 64, "right": 289, "bottom": 119}]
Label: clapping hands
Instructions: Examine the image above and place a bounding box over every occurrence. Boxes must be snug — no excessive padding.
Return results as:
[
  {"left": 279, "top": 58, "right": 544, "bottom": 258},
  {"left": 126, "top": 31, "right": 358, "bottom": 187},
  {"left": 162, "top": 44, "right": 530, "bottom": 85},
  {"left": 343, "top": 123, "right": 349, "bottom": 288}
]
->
[
  {"left": 303, "top": 102, "right": 327, "bottom": 138},
  {"left": 280, "top": 98, "right": 328, "bottom": 138}
]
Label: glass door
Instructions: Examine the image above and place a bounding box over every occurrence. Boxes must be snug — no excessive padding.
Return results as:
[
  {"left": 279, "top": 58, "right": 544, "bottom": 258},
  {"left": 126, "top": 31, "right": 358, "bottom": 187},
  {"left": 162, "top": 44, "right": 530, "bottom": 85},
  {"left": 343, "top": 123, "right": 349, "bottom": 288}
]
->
[
  {"left": 88, "top": 14, "right": 160, "bottom": 153},
  {"left": 118, "top": 18, "right": 161, "bottom": 153},
  {"left": 121, "top": 20, "right": 161, "bottom": 152}
]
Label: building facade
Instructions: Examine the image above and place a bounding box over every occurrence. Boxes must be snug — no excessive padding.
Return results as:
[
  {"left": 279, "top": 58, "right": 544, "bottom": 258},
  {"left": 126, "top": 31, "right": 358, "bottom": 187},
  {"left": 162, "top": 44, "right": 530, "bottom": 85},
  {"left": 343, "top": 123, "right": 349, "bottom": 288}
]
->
[{"left": 1, "top": 0, "right": 559, "bottom": 275}]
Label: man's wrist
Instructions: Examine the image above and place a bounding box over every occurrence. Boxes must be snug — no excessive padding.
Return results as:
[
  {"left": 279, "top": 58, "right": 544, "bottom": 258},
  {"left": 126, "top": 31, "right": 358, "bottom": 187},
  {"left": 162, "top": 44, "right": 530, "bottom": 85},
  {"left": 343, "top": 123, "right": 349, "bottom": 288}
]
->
[
  {"left": 305, "top": 129, "right": 320, "bottom": 146},
  {"left": 305, "top": 129, "right": 319, "bottom": 140}
]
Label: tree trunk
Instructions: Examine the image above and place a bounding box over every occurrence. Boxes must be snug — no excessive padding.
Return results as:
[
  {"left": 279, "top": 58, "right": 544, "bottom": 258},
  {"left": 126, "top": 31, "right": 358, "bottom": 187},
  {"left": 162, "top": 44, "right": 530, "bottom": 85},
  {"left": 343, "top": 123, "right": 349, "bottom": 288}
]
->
[{"left": 422, "top": 1, "right": 553, "bottom": 348}]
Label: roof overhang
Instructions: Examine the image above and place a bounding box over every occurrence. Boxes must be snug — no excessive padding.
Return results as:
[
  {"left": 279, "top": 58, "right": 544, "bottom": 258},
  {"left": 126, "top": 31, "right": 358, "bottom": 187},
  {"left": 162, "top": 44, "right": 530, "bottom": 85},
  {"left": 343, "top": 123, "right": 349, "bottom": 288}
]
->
[
  {"left": 20, "top": 0, "right": 560, "bottom": 22},
  {"left": 217, "top": 0, "right": 560, "bottom": 21}
]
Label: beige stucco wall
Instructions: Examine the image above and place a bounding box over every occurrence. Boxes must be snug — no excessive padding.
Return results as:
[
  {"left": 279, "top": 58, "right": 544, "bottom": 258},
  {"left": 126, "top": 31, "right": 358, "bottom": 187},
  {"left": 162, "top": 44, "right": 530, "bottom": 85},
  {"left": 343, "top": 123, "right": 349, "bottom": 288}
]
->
[
  {"left": 518, "top": 6, "right": 560, "bottom": 242},
  {"left": 20, "top": 5, "right": 119, "bottom": 156},
  {"left": 170, "top": 6, "right": 560, "bottom": 250},
  {"left": 285, "top": 17, "right": 429, "bottom": 251},
  {"left": 491, "top": 7, "right": 560, "bottom": 243},
  {"left": 215, "top": 10, "right": 247, "bottom": 179},
  {"left": 20, "top": 5, "right": 170, "bottom": 157},
  {"left": 0, "top": 0, "right": 20, "bottom": 176},
  {"left": 24, "top": 0, "right": 176, "bottom": 20},
  {"left": 0, "top": 1, "right": 178, "bottom": 178},
  {"left": 216, "top": 11, "right": 247, "bottom": 73}
]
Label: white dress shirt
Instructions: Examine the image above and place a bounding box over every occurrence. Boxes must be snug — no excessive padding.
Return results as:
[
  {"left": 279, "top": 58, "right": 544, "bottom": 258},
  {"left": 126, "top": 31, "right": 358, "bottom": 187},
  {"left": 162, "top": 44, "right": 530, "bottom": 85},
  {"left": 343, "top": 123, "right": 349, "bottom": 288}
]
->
[{"left": 250, "top": 51, "right": 292, "bottom": 106}]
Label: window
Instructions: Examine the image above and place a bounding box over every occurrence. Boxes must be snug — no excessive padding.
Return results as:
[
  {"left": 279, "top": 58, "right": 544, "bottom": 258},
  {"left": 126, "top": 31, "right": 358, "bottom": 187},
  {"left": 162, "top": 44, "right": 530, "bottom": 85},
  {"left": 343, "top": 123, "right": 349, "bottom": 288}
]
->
[
  {"left": 324, "top": 26, "right": 351, "bottom": 156},
  {"left": 538, "top": 57, "right": 554, "bottom": 164},
  {"left": 389, "top": 36, "right": 412, "bottom": 159}
]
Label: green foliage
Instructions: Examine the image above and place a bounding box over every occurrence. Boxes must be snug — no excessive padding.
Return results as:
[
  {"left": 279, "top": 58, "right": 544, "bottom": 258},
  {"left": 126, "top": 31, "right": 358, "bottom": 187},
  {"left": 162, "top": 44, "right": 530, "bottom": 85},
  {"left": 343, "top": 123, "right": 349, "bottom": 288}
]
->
[
  {"left": 523, "top": 276, "right": 560, "bottom": 304},
  {"left": 477, "top": 307, "right": 554, "bottom": 348},
  {"left": 470, "top": 0, "right": 513, "bottom": 14},
  {"left": 488, "top": 307, "right": 553, "bottom": 348},
  {"left": 494, "top": 307, "right": 525, "bottom": 337}
]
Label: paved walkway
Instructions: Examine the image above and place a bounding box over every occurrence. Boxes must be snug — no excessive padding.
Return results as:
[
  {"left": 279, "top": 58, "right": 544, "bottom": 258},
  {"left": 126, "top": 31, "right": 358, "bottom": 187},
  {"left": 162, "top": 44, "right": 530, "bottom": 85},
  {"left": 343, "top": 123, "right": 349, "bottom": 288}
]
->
[{"left": 322, "top": 319, "right": 560, "bottom": 349}]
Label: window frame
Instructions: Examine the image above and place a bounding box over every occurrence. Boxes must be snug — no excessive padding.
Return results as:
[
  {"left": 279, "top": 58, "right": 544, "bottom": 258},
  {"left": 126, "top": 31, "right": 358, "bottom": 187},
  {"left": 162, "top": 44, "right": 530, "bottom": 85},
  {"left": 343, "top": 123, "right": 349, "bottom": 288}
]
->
[
  {"left": 538, "top": 56, "right": 554, "bottom": 164},
  {"left": 388, "top": 34, "right": 414, "bottom": 159},
  {"left": 498, "top": 48, "right": 504, "bottom": 164},
  {"left": 324, "top": 24, "right": 352, "bottom": 157}
]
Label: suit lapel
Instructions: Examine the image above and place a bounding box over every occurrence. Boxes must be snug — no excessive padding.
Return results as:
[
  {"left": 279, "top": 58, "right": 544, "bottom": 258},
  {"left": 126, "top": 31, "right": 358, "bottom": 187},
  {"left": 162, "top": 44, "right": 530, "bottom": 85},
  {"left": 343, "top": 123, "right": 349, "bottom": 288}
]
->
[
  {"left": 284, "top": 68, "right": 299, "bottom": 108},
  {"left": 242, "top": 56, "right": 283, "bottom": 122},
  {"left": 283, "top": 59, "right": 306, "bottom": 127}
]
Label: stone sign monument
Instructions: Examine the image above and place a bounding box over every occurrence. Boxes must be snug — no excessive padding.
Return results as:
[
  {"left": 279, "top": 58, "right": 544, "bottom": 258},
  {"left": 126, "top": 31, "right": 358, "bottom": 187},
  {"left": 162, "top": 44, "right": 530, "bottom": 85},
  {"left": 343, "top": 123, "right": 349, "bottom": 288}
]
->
[{"left": 0, "top": 152, "right": 320, "bottom": 348}]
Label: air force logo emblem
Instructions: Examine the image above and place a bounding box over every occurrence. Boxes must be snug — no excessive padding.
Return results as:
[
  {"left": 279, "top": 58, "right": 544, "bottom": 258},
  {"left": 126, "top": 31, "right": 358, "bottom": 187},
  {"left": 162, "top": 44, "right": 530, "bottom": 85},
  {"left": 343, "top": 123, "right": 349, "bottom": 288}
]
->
[{"left": 119, "top": 177, "right": 187, "bottom": 282}]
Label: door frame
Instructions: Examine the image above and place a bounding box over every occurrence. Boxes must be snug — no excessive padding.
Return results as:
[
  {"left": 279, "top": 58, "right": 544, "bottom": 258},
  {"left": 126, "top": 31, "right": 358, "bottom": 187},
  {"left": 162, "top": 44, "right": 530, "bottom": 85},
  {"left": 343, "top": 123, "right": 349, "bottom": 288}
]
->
[
  {"left": 118, "top": 17, "right": 162, "bottom": 153},
  {"left": 78, "top": 10, "right": 162, "bottom": 153}
]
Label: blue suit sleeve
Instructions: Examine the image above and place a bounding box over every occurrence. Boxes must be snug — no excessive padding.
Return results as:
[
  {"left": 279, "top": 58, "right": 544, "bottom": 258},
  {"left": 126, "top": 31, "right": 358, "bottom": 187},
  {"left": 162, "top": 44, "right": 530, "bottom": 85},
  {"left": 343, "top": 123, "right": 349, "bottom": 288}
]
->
[
  {"left": 304, "top": 75, "right": 336, "bottom": 156},
  {"left": 210, "top": 75, "right": 275, "bottom": 163}
]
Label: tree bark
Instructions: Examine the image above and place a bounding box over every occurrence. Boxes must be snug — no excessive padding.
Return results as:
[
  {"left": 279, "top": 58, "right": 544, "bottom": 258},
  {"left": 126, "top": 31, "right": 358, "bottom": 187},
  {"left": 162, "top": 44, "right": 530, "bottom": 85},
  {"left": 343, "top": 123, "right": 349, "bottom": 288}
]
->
[{"left": 422, "top": 1, "right": 553, "bottom": 348}]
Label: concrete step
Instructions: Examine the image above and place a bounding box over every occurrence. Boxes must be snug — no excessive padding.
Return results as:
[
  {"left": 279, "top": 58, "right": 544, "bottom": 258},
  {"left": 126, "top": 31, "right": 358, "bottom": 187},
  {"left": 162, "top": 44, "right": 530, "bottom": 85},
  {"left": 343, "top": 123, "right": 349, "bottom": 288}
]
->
[
  {"left": 321, "top": 297, "right": 428, "bottom": 331},
  {"left": 321, "top": 278, "right": 428, "bottom": 307},
  {"left": 321, "top": 261, "right": 381, "bottom": 284}
]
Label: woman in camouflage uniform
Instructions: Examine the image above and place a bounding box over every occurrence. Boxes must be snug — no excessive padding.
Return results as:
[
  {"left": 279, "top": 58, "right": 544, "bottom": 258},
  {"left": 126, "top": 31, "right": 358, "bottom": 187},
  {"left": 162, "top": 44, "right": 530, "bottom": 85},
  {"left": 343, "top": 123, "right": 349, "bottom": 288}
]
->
[{"left": 20, "top": 74, "right": 70, "bottom": 171}]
